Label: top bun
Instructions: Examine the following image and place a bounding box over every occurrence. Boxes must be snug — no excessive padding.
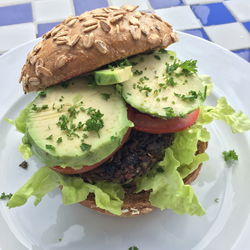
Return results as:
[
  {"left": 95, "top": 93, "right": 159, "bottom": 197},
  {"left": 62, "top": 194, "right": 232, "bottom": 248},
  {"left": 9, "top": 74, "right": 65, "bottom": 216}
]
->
[{"left": 19, "top": 5, "right": 177, "bottom": 93}]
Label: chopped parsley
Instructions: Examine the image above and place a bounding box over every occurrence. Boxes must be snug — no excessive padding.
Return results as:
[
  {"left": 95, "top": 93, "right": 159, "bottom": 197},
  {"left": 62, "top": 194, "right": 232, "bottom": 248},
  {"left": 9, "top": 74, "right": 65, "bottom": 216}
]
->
[
  {"left": 56, "top": 137, "right": 63, "bottom": 144},
  {"left": 174, "top": 90, "right": 202, "bottom": 102},
  {"left": 154, "top": 55, "right": 161, "bottom": 60},
  {"left": 45, "top": 144, "right": 55, "bottom": 151},
  {"left": 166, "top": 61, "right": 179, "bottom": 75},
  {"left": 214, "top": 198, "right": 219, "bottom": 203},
  {"left": 163, "top": 107, "right": 175, "bottom": 118},
  {"left": 101, "top": 93, "right": 111, "bottom": 101},
  {"left": 68, "top": 106, "right": 79, "bottom": 119},
  {"left": 0, "top": 192, "right": 12, "bottom": 200},
  {"left": 59, "top": 96, "right": 64, "bottom": 102},
  {"left": 31, "top": 104, "right": 48, "bottom": 112},
  {"left": 110, "top": 136, "right": 118, "bottom": 142},
  {"left": 166, "top": 59, "right": 197, "bottom": 77},
  {"left": 133, "top": 70, "right": 143, "bottom": 75},
  {"left": 128, "top": 247, "right": 139, "bottom": 250},
  {"left": 137, "top": 85, "right": 152, "bottom": 97},
  {"left": 108, "top": 58, "right": 132, "bottom": 69},
  {"left": 223, "top": 150, "right": 238, "bottom": 162},
  {"left": 46, "top": 134, "right": 53, "bottom": 140},
  {"left": 38, "top": 91, "right": 46, "bottom": 98},
  {"left": 80, "top": 143, "right": 91, "bottom": 152},
  {"left": 159, "top": 48, "right": 168, "bottom": 54},
  {"left": 179, "top": 59, "right": 197, "bottom": 76},
  {"left": 57, "top": 114, "right": 69, "bottom": 131},
  {"left": 166, "top": 76, "right": 177, "bottom": 87},
  {"left": 84, "top": 108, "right": 104, "bottom": 137},
  {"left": 57, "top": 104, "right": 64, "bottom": 112}
]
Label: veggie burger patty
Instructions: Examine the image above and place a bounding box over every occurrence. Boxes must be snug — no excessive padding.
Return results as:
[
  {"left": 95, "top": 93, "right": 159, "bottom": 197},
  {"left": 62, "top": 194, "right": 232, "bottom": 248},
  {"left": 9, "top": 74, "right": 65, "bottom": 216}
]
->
[{"left": 81, "top": 131, "right": 175, "bottom": 184}]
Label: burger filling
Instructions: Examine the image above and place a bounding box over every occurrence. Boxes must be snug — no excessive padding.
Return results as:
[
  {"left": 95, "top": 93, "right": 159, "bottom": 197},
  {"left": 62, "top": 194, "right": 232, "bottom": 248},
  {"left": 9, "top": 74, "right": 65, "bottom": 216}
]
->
[
  {"left": 6, "top": 50, "right": 250, "bottom": 217},
  {"left": 81, "top": 131, "right": 175, "bottom": 184}
]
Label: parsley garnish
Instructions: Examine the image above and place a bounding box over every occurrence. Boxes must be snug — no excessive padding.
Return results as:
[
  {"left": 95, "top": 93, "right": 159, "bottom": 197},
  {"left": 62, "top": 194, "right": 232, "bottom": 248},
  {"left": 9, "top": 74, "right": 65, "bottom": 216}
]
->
[
  {"left": 128, "top": 247, "right": 139, "bottom": 250},
  {"left": 163, "top": 107, "right": 175, "bottom": 118},
  {"left": 59, "top": 96, "right": 64, "bottom": 102},
  {"left": 166, "top": 77, "right": 177, "bottom": 86},
  {"left": 31, "top": 104, "right": 48, "bottom": 112},
  {"left": 159, "top": 48, "right": 168, "bottom": 54},
  {"left": 0, "top": 192, "right": 12, "bottom": 200},
  {"left": 68, "top": 106, "right": 79, "bottom": 119},
  {"left": 46, "top": 135, "right": 53, "bottom": 140},
  {"left": 101, "top": 93, "right": 111, "bottom": 101},
  {"left": 166, "top": 59, "right": 197, "bottom": 77},
  {"left": 223, "top": 150, "right": 238, "bottom": 162},
  {"left": 174, "top": 90, "right": 202, "bottom": 102},
  {"left": 80, "top": 143, "right": 91, "bottom": 152},
  {"left": 108, "top": 58, "right": 132, "bottom": 69},
  {"left": 133, "top": 70, "right": 143, "bottom": 75},
  {"left": 179, "top": 59, "right": 197, "bottom": 76},
  {"left": 166, "top": 61, "right": 179, "bottom": 75},
  {"left": 46, "top": 144, "right": 55, "bottom": 151},
  {"left": 84, "top": 108, "right": 104, "bottom": 137},
  {"left": 154, "top": 55, "right": 161, "bottom": 60},
  {"left": 57, "top": 115, "right": 69, "bottom": 131},
  {"left": 56, "top": 137, "right": 63, "bottom": 144},
  {"left": 38, "top": 91, "right": 46, "bottom": 98},
  {"left": 110, "top": 136, "right": 118, "bottom": 142}
]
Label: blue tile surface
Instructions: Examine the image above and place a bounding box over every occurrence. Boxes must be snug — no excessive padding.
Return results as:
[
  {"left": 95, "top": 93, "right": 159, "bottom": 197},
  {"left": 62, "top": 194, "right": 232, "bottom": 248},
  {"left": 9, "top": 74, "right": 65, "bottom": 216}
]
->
[
  {"left": 191, "top": 3, "right": 235, "bottom": 26},
  {"left": 74, "top": 0, "right": 108, "bottom": 15},
  {"left": 149, "top": 0, "right": 183, "bottom": 9},
  {"left": 243, "top": 22, "right": 250, "bottom": 32},
  {"left": 233, "top": 49, "right": 250, "bottom": 61},
  {"left": 184, "top": 28, "right": 209, "bottom": 40},
  {"left": 37, "top": 22, "right": 61, "bottom": 37},
  {"left": 0, "top": 4, "right": 33, "bottom": 26}
]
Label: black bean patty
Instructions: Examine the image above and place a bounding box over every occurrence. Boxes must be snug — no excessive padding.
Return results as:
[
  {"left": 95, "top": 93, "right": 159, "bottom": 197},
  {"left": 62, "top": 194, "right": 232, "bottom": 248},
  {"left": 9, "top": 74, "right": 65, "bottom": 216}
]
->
[{"left": 80, "top": 130, "right": 175, "bottom": 184}]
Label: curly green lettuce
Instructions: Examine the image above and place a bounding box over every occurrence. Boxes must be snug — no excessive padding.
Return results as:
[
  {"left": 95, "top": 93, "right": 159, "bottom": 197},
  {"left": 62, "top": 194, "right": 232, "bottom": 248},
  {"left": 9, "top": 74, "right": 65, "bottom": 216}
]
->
[
  {"left": 7, "top": 167, "right": 124, "bottom": 215},
  {"left": 6, "top": 97, "right": 250, "bottom": 216}
]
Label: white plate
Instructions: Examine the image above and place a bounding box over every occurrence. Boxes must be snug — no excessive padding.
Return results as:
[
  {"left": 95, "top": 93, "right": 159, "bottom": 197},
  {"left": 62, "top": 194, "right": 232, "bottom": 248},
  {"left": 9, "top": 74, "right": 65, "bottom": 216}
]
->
[{"left": 0, "top": 32, "right": 250, "bottom": 250}]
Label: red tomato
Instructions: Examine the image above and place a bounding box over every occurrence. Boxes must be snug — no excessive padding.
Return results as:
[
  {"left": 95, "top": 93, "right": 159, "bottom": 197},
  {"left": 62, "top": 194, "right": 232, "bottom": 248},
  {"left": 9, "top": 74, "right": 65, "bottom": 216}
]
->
[
  {"left": 127, "top": 106, "right": 200, "bottom": 134},
  {"left": 52, "top": 128, "right": 131, "bottom": 175}
]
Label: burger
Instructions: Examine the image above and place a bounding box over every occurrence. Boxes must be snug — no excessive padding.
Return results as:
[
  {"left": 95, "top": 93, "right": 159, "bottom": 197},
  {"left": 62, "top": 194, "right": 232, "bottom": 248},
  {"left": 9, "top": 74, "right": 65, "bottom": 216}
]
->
[{"left": 6, "top": 5, "right": 250, "bottom": 217}]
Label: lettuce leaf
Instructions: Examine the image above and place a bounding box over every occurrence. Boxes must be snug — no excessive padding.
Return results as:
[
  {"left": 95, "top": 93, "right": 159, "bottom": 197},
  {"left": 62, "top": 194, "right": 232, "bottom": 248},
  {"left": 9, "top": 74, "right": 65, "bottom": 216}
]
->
[
  {"left": 136, "top": 148, "right": 205, "bottom": 216},
  {"left": 7, "top": 167, "right": 124, "bottom": 215},
  {"left": 178, "top": 153, "right": 209, "bottom": 179},
  {"left": 15, "top": 106, "right": 30, "bottom": 133},
  {"left": 170, "top": 125, "right": 210, "bottom": 166},
  {"left": 198, "top": 97, "right": 250, "bottom": 133}
]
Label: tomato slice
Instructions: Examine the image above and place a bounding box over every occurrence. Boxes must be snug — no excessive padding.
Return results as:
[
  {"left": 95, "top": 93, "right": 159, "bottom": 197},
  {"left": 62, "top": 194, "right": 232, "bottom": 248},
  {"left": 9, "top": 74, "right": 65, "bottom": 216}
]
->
[
  {"left": 52, "top": 128, "right": 131, "bottom": 175},
  {"left": 127, "top": 106, "right": 200, "bottom": 134}
]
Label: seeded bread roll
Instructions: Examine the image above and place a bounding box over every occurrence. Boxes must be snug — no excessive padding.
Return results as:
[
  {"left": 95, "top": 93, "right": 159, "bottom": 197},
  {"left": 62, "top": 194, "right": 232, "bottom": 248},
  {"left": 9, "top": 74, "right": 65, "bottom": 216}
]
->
[
  {"left": 80, "top": 141, "right": 208, "bottom": 217},
  {"left": 19, "top": 5, "right": 177, "bottom": 93}
]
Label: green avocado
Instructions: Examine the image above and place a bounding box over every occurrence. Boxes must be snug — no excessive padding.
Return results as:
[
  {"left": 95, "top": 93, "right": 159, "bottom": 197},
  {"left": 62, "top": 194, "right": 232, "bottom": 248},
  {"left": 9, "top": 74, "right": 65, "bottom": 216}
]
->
[
  {"left": 24, "top": 77, "right": 133, "bottom": 169},
  {"left": 94, "top": 66, "right": 133, "bottom": 85},
  {"left": 121, "top": 51, "right": 210, "bottom": 118}
]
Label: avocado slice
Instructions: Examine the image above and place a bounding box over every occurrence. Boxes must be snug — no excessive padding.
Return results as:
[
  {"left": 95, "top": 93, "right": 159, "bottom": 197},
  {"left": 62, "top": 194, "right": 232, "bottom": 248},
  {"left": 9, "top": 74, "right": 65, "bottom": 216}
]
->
[
  {"left": 120, "top": 51, "right": 210, "bottom": 118},
  {"left": 25, "top": 78, "right": 133, "bottom": 169},
  {"left": 95, "top": 66, "right": 133, "bottom": 85}
]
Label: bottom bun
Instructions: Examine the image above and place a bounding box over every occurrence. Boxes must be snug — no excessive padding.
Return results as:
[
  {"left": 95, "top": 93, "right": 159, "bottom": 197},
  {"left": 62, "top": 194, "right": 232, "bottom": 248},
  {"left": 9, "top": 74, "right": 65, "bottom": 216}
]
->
[{"left": 79, "top": 141, "right": 208, "bottom": 217}]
